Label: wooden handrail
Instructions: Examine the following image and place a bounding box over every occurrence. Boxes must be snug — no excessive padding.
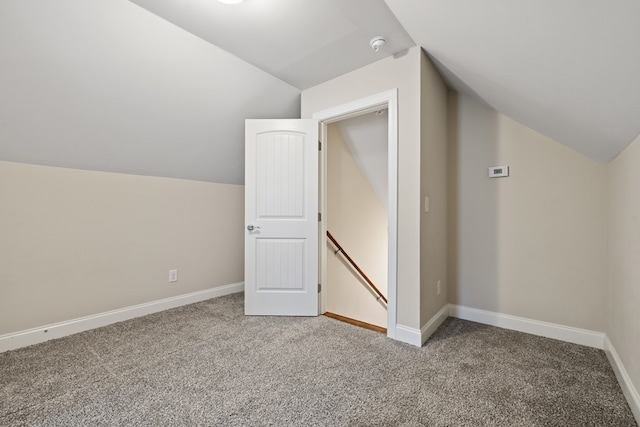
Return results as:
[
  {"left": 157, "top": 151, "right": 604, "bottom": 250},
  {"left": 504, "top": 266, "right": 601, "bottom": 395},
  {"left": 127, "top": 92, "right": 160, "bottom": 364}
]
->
[{"left": 326, "top": 231, "right": 388, "bottom": 305}]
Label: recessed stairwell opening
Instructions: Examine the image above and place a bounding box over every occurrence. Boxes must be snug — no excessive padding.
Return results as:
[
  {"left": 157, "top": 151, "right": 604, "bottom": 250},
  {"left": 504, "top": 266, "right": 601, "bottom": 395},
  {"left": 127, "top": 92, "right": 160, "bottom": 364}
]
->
[{"left": 323, "top": 113, "right": 389, "bottom": 331}]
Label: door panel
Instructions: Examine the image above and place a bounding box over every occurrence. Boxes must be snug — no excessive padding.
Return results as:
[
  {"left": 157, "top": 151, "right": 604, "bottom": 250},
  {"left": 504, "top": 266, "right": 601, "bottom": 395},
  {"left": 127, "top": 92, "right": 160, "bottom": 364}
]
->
[{"left": 245, "top": 119, "right": 318, "bottom": 316}]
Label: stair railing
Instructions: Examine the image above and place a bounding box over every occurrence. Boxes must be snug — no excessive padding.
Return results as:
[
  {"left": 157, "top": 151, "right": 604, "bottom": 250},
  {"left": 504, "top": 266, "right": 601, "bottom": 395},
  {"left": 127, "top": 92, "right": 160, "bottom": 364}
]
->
[{"left": 326, "top": 231, "right": 388, "bottom": 305}]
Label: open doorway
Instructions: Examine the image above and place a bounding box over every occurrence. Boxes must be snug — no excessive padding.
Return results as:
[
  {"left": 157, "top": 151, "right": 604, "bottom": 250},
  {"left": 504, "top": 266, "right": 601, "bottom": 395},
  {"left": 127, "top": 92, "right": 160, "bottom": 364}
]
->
[
  {"left": 323, "top": 112, "right": 388, "bottom": 330},
  {"left": 313, "top": 89, "right": 398, "bottom": 339}
]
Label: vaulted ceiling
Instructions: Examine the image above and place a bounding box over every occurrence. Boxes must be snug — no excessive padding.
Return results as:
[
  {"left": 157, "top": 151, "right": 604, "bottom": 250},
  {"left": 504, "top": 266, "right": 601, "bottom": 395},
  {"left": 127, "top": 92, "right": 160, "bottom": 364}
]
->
[
  {"left": 130, "top": 0, "right": 415, "bottom": 90},
  {"left": 386, "top": 0, "right": 640, "bottom": 163},
  {"left": 132, "top": 0, "right": 640, "bottom": 164},
  {"left": 0, "top": 0, "right": 300, "bottom": 184},
  {"left": 2, "top": 0, "right": 639, "bottom": 185}
]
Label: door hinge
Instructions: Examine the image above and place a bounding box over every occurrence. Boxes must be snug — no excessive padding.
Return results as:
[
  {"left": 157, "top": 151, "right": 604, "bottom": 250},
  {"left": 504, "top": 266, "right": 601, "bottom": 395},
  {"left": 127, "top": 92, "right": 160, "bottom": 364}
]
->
[
  {"left": 318, "top": 140, "right": 322, "bottom": 151},
  {"left": 318, "top": 283, "right": 322, "bottom": 293},
  {"left": 318, "top": 212, "right": 321, "bottom": 222}
]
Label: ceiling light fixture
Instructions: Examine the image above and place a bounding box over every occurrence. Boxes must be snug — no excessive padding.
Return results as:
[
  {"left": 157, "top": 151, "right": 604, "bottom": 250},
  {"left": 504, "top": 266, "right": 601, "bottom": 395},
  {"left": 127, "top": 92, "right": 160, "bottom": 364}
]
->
[
  {"left": 370, "top": 36, "right": 387, "bottom": 52},
  {"left": 218, "top": 0, "right": 243, "bottom": 4}
]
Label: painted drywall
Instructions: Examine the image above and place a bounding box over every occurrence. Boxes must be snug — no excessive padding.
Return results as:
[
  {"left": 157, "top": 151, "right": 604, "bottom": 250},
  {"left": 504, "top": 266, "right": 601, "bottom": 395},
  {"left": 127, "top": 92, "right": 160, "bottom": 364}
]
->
[
  {"left": 0, "top": 0, "right": 299, "bottom": 185},
  {"left": 448, "top": 93, "right": 607, "bottom": 331},
  {"left": 130, "top": 0, "right": 415, "bottom": 90},
  {"left": 302, "top": 46, "right": 422, "bottom": 329},
  {"left": 335, "top": 112, "right": 389, "bottom": 212},
  {"left": 419, "top": 50, "right": 449, "bottom": 326},
  {"left": 385, "top": 0, "right": 640, "bottom": 164},
  {"left": 0, "top": 161, "right": 244, "bottom": 335},
  {"left": 326, "top": 124, "right": 387, "bottom": 328},
  {"left": 607, "top": 133, "right": 640, "bottom": 400}
]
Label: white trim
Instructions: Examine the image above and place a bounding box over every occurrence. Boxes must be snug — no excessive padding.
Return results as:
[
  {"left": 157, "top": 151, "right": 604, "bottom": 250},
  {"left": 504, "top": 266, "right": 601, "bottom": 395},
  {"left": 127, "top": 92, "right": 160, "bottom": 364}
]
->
[
  {"left": 312, "top": 89, "right": 398, "bottom": 340},
  {"left": 449, "top": 304, "right": 605, "bottom": 349},
  {"left": 311, "top": 90, "right": 396, "bottom": 124},
  {"left": 318, "top": 120, "right": 328, "bottom": 316},
  {"left": 0, "top": 282, "right": 244, "bottom": 353},
  {"left": 394, "top": 324, "right": 422, "bottom": 347},
  {"left": 604, "top": 336, "right": 640, "bottom": 423},
  {"left": 421, "top": 304, "right": 449, "bottom": 345}
]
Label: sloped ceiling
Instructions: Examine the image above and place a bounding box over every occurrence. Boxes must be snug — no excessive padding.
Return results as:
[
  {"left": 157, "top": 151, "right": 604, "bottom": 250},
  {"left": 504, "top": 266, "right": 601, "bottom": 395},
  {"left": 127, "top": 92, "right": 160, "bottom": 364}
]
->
[
  {"left": 3, "top": 0, "right": 639, "bottom": 186},
  {"left": 336, "top": 111, "right": 389, "bottom": 212},
  {"left": 131, "top": 0, "right": 640, "bottom": 164},
  {"left": 385, "top": 0, "right": 640, "bottom": 163},
  {"left": 129, "top": 0, "right": 415, "bottom": 90},
  {"left": 0, "top": 0, "right": 300, "bottom": 184}
]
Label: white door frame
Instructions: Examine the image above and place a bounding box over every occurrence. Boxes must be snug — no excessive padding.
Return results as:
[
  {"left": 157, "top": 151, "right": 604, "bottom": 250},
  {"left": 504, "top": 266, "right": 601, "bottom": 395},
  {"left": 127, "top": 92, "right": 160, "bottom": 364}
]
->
[{"left": 312, "top": 89, "right": 398, "bottom": 339}]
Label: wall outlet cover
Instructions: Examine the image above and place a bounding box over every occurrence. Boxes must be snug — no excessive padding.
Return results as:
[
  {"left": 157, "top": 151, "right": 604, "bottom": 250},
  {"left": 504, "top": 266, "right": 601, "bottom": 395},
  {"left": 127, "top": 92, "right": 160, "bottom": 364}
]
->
[{"left": 169, "top": 269, "right": 178, "bottom": 283}]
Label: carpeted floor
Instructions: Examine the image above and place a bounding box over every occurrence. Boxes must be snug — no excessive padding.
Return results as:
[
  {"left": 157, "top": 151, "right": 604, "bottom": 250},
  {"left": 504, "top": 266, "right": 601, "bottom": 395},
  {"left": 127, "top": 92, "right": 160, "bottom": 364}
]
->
[{"left": 0, "top": 293, "right": 636, "bottom": 426}]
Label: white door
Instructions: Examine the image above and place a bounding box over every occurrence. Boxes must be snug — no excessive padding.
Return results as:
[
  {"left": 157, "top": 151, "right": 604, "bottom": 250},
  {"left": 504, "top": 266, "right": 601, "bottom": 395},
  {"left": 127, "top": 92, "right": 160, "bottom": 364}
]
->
[{"left": 244, "top": 119, "right": 319, "bottom": 316}]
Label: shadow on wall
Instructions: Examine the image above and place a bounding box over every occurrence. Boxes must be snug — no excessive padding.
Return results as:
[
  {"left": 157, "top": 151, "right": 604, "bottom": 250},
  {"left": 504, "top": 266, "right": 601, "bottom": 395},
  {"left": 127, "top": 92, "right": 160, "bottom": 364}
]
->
[
  {"left": 328, "top": 241, "right": 388, "bottom": 308},
  {"left": 447, "top": 92, "right": 501, "bottom": 312},
  {"left": 448, "top": 91, "right": 608, "bottom": 331},
  {"left": 325, "top": 123, "right": 388, "bottom": 328}
]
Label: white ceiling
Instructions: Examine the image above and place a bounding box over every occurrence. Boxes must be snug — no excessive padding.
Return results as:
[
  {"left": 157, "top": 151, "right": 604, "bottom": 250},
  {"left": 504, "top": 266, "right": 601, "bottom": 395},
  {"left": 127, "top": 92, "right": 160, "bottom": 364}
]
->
[
  {"left": 130, "top": 0, "right": 415, "bottom": 90},
  {"left": 132, "top": 0, "right": 640, "bottom": 164},
  {"left": 386, "top": 0, "right": 640, "bottom": 163},
  {"left": 3, "top": 0, "right": 639, "bottom": 186},
  {"left": 0, "top": 0, "right": 299, "bottom": 184}
]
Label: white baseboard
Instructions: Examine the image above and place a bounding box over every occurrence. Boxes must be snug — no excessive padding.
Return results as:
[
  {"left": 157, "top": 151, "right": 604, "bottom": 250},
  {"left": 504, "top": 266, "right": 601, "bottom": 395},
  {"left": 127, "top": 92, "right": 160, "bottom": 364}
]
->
[
  {"left": 394, "top": 324, "right": 422, "bottom": 347},
  {"left": 447, "top": 305, "right": 638, "bottom": 423},
  {"left": 393, "top": 304, "right": 450, "bottom": 347},
  {"left": 0, "top": 282, "right": 244, "bottom": 353},
  {"left": 421, "top": 304, "right": 449, "bottom": 345},
  {"left": 449, "top": 304, "right": 605, "bottom": 349},
  {"left": 604, "top": 336, "right": 640, "bottom": 423}
]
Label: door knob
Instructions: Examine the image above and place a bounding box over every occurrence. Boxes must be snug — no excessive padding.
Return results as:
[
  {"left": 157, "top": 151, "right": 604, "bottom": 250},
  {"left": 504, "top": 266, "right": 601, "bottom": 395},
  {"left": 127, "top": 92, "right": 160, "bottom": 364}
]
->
[{"left": 247, "top": 225, "right": 260, "bottom": 231}]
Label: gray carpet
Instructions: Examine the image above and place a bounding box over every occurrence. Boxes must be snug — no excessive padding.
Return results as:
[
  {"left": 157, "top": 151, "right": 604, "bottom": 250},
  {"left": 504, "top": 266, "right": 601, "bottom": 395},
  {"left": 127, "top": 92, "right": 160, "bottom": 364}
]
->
[{"left": 1, "top": 293, "right": 636, "bottom": 426}]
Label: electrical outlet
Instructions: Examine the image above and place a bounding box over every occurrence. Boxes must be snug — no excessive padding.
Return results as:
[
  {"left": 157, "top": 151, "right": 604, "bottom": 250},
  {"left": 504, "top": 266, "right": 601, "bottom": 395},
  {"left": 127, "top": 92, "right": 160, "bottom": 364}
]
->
[
  {"left": 169, "top": 269, "right": 178, "bottom": 283},
  {"left": 437, "top": 280, "right": 441, "bottom": 295}
]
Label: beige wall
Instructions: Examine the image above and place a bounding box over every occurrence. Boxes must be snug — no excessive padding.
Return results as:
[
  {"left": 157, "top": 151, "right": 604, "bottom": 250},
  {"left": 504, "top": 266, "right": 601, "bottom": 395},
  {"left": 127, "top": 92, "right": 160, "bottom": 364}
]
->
[
  {"left": 448, "top": 93, "right": 607, "bottom": 331},
  {"left": 607, "top": 134, "right": 640, "bottom": 398},
  {"left": 326, "top": 124, "right": 387, "bottom": 327},
  {"left": 0, "top": 161, "right": 244, "bottom": 335},
  {"left": 419, "top": 50, "right": 449, "bottom": 325},
  {"left": 302, "top": 46, "right": 422, "bottom": 329}
]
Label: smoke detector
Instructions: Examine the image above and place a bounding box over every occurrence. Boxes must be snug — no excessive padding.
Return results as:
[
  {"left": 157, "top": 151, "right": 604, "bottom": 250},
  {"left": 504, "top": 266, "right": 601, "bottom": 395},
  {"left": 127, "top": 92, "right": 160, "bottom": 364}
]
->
[{"left": 369, "top": 36, "right": 387, "bottom": 52}]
